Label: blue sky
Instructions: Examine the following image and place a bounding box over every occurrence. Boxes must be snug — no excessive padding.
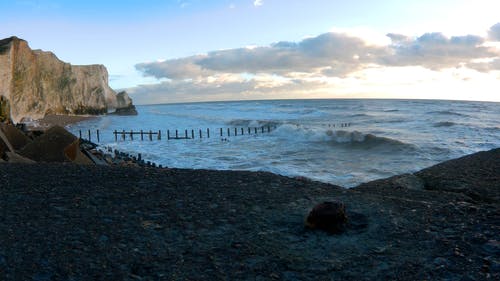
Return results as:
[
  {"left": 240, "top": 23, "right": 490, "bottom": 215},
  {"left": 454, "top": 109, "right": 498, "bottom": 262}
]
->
[{"left": 1, "top": 0, "right": 500, "bottom": 103}]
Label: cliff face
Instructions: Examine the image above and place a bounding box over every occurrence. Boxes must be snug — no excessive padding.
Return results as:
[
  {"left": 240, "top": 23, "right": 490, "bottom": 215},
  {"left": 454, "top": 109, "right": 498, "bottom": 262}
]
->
[{"left": 0, "top": 37, "right": 134, "bottom": 123}]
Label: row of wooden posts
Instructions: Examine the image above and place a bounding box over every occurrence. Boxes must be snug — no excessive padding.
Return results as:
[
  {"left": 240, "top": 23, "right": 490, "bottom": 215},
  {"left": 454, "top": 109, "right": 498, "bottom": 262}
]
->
[
  {"left": 78, "top": 125, "right": 277, "bottom": 143},
  {"left": 78, "top": 123, "right": 352, "bottom": 143}
]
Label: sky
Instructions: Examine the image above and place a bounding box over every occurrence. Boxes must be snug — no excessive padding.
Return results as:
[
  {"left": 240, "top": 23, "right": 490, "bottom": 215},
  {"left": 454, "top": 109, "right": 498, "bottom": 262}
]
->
[{"left": 1, "top": 0, "right": 500, "bottom": 104}]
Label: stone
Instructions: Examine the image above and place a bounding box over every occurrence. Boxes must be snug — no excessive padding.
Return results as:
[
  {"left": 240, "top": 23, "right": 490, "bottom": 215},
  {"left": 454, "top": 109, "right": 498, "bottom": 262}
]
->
[
  {"left": 63, "top": 139, "right": 94, "bottom": 165},
  {"left": 5, "top": 151, "right": 36, "bottom": 163},
  {"left": 393, "top": 174, "right": 425, "bottom": 190},
  {"left": 305, "top": 201, "right": 348, "bottom": 234},
  {"left": 19, "top": 125, "right": 77, "bottom": 162},
  {"left": 0, "top": 123, "right": 31, "bottom": 150}
]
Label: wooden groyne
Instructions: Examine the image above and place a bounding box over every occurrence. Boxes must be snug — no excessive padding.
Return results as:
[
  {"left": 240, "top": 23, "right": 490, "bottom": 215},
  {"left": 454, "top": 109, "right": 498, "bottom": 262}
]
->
[{"left": 78, "top": 123, "right": 351, "bottom": 143}]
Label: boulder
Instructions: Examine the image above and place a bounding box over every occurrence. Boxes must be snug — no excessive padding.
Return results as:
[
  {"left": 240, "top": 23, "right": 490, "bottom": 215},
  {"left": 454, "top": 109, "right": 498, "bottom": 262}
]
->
[
  {"left": 5, "top": 151, "right": 36, "bottom": 163},
  {"left": 0, "top": 123, "right": 31, "bottom": 150},
  {"left": 19, "top": 125, "right": 77, "bottom": 162},
  {"left": 305, "top": 201, "right": 348, "bottom": 234},
  {"left": 0, "top": 136, "right": 9, "bottom": 159},
  {"left": 0, "top": 128, "right": 14, "bottom": 156},
  {"left": 64, "top": 139, "right": 94, "bottom": 165}
]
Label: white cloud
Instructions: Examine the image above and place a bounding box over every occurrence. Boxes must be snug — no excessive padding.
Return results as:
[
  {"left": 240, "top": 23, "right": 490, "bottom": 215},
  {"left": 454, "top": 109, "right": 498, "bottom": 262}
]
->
[
  {"left": 253, "top": 0, "right": 263, "bottom": 7},
  {"left": 131, "top": 23, "right": 500, "bottom": 104}
]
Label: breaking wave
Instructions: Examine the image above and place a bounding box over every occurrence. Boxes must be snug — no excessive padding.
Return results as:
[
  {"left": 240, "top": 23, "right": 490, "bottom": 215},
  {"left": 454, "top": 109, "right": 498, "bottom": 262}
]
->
[
  {"left": 226, "top": 119, "right": 282, "bottom": 128},
  {"left": 273, "top": 125, "right": 415, "bottom": 150}
]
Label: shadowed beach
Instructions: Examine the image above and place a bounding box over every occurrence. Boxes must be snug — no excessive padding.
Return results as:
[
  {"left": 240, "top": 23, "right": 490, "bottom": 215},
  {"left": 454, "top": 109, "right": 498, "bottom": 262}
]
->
[{"left": 0, "top": 147, "right": 498, "bottom": 280}]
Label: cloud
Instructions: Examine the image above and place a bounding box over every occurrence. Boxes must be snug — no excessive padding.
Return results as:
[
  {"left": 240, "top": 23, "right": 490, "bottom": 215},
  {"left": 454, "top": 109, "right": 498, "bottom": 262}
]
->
[
  {"left": 488, "top": 22, "right": 500, "bottom": 41},
  {"left": 131, "top": 23, "right": 500, "bottom": 103},
  {"left": 136, "top": 32, "right": 384, "bottom": 80},
  {"left": 253, "top": 0, "right": 263, "bottom": 7},
  {"left": 136, "top": 55, "right": 211, "bottom": 79},
  {"left": 383, "top": 32, "right": 494, "bottom": 70}
]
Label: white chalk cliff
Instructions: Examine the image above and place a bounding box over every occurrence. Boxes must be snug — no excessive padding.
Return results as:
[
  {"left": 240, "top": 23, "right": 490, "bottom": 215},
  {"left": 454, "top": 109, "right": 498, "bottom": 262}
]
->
[{"left": 0, "top": 36, "right": 135, "bottom": 123}]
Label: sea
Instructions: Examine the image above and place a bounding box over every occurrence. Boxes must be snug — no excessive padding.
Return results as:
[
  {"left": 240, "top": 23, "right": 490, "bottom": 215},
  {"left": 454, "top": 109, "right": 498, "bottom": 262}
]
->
[{"left": 67, "top": 99, "right": 500, "bottom": 188}]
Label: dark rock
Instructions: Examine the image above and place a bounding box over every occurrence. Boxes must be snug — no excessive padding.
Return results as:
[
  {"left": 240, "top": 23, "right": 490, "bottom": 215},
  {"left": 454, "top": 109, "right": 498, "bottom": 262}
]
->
[
  {"left": 18, "top": 126, "right": 77, "bottom": 162},
  {"left": 64, "top": 139, "right": 94, "bottom": 165},
  {"left": 305, "top": 201, "right": 348, "bottom": 234},
  {"left": 0, "top": 123, "right": 31, "bottom": 150}
]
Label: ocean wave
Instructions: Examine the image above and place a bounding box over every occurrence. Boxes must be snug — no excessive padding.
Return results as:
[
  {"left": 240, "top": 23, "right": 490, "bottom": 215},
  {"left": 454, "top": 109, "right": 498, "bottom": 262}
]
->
[
  {"left": 326, "top": 130, "right": 413, "bottom": 148},
  {"left": 429, "top": 110, "right": 468, "bottom": 117},
  {"left": 226, "top": 119, "right": 282, "bottom": 128},
  {"left": 433, "top": 121, "right": 456, "bottom": 127},
  {"left": 383, "top": 109, "right": 400, "bottom": 112},
  {"left": 273, "top": 125, "right": 415, "bottom": 150}
]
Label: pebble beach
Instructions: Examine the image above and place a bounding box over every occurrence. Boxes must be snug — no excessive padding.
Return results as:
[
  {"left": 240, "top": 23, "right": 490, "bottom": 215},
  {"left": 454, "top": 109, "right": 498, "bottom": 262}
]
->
[{"left": 1, "top": 146, "right": 499, "bottom": 280}]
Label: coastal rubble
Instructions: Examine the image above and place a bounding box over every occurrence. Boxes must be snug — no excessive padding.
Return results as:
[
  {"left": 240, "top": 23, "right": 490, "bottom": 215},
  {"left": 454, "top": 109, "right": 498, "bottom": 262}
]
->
[{"left": 0, "top": 122, "right": 151, "bottom": 167}]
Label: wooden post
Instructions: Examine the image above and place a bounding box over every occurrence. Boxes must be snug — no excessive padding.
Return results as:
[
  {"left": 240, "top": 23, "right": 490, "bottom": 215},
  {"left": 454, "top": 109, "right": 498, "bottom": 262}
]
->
[
  {"left": 220, "top": 128, "right": 223, "bottom": 137},
  {"left": 114, "top": 130, "right": 117, "bottom": 141},
  {"left": 207, "top": 128, "right": 210, "bottom": 138},
  {"left": 122, "top": 130, "right": 125, "bottom": 141},
  {"left": 255, "top": 127, "right": 257, "bottom": 134},
  {"left": 191, "top": 129, "right": 194, "bottom": 139},
  {"left": 97, "top": 130, "right": 100, "bottom": 142},
  {"left": 141, "top": 130, "right": 144, "bottom": 141},
  {"left": 130, "top": 130, "right": 134, "bottom": 141},
  {"left": 79, "top": 130, "right": 82, "bottom": 139},
  {"left": 158, "top": 130, "right": 161, "bottom": 140},
  {"left": 241, "top": 128, "right": 244, "bottom": 135},
  {"left": 261, "top": 126, "right": 264, "bottom": 133},
  {"left": 149, "top": 130, "right": 152, "bottom": 141},
  {"left": 234, "top": 127, "right": 237, "bottom": 136},
  {"left": 199, "top": 129, "right": 202, "bottom": 139},
  {"left": 167, "top": 130, "right": 170, "bottom": 140},
  {"left": 184, "top": 130, "right": 188, "bottom": 139},
  {"left": 176, "top": 130, "right": 178, "bottom": 139},
  {"left": 88, "top": 130, "right": 91, "bottom": 141},
  {"left": 248, "top": 127, "right": 251, "bottom": 134},
  {"left": 227, "top": 128, "right": 230, "bottom": 136}
]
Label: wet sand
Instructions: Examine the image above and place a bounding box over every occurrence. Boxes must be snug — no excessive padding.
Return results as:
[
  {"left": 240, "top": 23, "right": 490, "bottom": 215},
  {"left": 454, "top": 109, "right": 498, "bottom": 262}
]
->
[{"left": 26, "top": 114, "right": 97, "bottom": 130}]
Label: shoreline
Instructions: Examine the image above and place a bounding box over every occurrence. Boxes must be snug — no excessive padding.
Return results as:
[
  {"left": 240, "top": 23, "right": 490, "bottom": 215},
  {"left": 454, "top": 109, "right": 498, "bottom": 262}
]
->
[
  {"left": 0, "top": 148, "right": 498, "bottom": 279},
  {"left": 24, "top": 114, "right": 98, "bottom": 130}
]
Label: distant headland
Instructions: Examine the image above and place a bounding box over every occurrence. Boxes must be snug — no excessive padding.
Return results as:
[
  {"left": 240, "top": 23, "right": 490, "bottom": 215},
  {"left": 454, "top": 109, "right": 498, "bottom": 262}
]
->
[{"left": 0, "top": 36, "right": 136, "bottom": 124}]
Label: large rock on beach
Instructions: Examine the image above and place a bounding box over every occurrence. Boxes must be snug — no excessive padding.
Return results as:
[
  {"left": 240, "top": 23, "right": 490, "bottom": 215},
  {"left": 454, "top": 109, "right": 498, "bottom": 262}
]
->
[
  {"left": 64, "top": 139, "right": 94, "bottom": 165},
  {"left": 18, "top": 125, "right": 79, "bottom": 162},
  {"left": 305, "top": 201, "right": 348, "bottom": 233},
  {"left": 0, "top": 123, "right": 31, "bottom": 150}
]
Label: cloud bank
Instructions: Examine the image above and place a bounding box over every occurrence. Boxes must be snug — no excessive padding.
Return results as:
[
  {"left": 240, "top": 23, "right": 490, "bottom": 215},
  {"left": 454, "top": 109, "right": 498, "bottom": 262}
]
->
[{"left": 130, "top": 23, "right": 500, "bottom": 104}]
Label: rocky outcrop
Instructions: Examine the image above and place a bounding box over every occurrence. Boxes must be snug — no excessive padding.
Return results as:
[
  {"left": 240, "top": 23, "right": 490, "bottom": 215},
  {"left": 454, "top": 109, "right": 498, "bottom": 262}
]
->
[
  {"left": 108, "top": 91, "right": 138, "bottom": 115},
  {"left": 0, "top": 36, "right": 136, "bottom": 123}
]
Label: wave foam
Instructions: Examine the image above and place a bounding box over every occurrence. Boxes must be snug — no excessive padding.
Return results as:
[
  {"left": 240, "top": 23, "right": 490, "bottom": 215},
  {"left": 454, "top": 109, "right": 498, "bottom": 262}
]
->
[
  {"left": 273, "top": 124, "right": 414, "bottom": 150},
  {"left": 227, "top": 119, "right": 281, "bottom": 128}
]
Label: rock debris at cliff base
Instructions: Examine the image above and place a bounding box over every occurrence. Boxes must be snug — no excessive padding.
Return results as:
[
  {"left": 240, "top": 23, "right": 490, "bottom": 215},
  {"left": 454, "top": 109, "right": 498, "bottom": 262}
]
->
[{"left": 0, "top": 148, "right": 499, "bottom": 280}]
